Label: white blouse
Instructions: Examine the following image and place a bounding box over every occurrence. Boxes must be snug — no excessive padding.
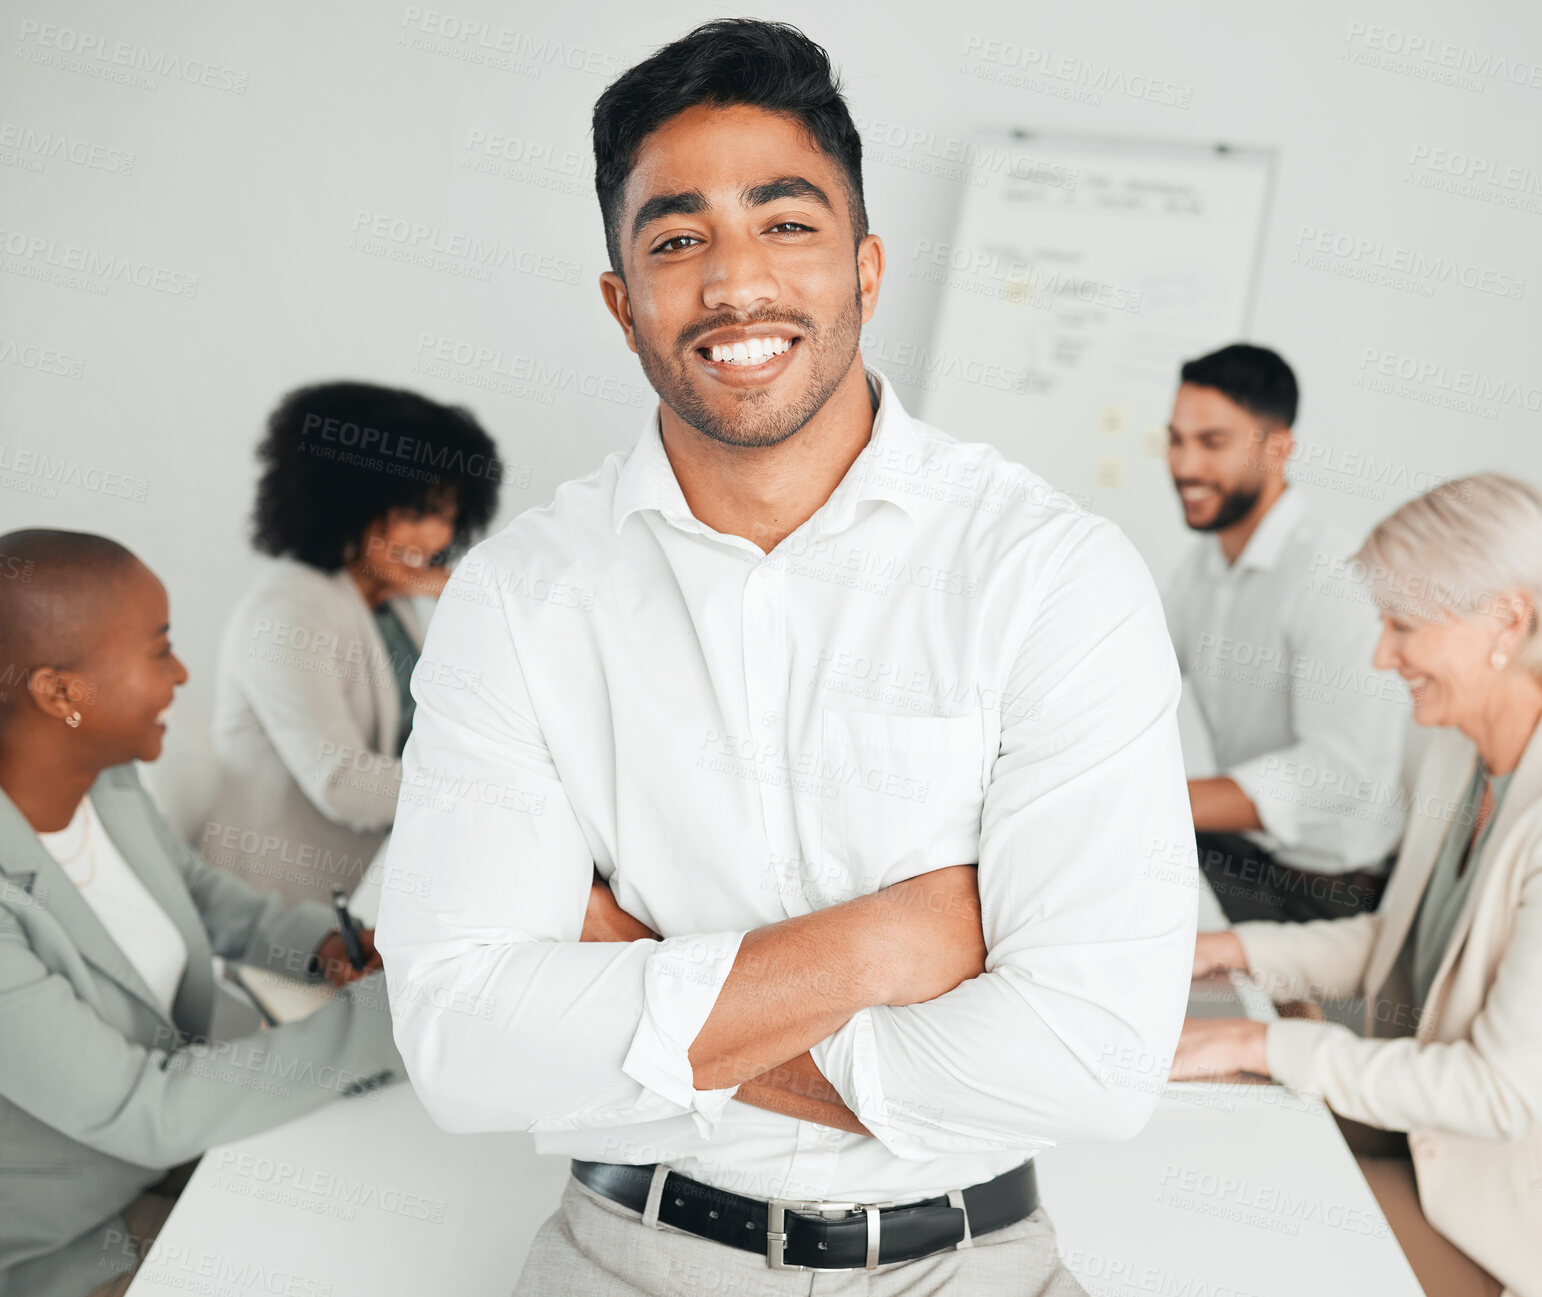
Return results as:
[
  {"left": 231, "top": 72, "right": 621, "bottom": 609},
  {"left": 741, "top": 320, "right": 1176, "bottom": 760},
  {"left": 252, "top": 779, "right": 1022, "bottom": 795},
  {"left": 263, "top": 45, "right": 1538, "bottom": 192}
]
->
[{"left": 38, "top": 797, "right": 189, "bottom": 1017}]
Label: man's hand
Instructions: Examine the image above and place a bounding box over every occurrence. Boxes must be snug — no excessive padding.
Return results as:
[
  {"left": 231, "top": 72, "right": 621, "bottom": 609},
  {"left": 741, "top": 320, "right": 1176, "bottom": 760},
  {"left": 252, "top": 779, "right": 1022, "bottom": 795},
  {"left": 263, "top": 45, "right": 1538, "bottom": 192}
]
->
[
  {"left": 1168, "top": 1016, "right": 1269, "bottom": 1083},
  {"left": 865, "top": 865, "right": 987, "bottom": 1007},
  {"left": 581, "top": 873, "right": 660, "bottom": 942},
  {"left": 722, "top": 868, "right": 990, "bottom": 1131},
  {"left": 314, "top": 927, "right": 383, "bottom": 987},
  {"left": 734, "top": 1051, "right": 871, "bottom": 1135},
  {"left": 1192, "top": 930, "right": 1248, "bottom": 980},
  {"left": 579, "top": 863, "right": 988, "bottom": 1122},
  {"left": 577, "top": 873, "right": 869, "bottom": 1133}
]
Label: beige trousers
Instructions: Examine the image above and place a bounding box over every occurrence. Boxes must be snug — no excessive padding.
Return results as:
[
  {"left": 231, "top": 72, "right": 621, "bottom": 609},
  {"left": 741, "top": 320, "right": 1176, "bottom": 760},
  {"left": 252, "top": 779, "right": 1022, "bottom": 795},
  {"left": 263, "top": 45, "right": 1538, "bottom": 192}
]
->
[{"left": 514, "top": 1174, "right": 1087, "bottom": 1296}]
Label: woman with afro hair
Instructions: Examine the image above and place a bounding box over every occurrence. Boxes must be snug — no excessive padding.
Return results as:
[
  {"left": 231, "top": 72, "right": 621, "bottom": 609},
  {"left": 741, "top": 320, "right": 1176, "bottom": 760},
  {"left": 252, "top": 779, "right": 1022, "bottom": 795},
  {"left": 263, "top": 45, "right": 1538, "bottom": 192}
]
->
[{"left": 200, "top": 381, "right": 501, "bottom": 907}]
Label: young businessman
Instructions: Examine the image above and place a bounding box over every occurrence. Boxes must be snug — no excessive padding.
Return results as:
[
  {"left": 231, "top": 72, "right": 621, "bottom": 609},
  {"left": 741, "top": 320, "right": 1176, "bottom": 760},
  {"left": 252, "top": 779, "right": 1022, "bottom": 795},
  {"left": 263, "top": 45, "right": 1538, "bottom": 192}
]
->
[
  {"left": 377, "top": 20, "right": 1195, "bottom": 1293},
  {"left": 1164, "top": 345, "right": 1409, "bottom": 923}
]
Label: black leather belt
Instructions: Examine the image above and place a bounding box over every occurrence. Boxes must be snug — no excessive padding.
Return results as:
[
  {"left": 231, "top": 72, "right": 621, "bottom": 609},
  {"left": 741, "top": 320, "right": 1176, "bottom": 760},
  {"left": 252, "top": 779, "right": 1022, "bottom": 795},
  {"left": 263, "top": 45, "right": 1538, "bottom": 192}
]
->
[{"left": 570, "top": 1159, "right": 1038, "bottom": 1271}]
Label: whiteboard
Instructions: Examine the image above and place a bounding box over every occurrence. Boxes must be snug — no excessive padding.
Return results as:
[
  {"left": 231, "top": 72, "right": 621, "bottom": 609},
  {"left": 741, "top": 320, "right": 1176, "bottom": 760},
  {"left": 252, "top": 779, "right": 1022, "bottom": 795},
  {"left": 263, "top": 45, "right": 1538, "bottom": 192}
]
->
[{"left": 915, "top": 133, "right": 1275, "bottom": 587}]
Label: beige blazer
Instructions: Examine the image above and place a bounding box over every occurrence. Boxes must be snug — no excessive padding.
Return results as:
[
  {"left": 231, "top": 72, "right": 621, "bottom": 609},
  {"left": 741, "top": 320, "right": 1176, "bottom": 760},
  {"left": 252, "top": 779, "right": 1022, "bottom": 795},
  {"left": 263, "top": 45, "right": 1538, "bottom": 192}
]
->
[
  {"left": 202, "top": 559, "right": 425, "bottom": 907},
  {"left": 1236, "top": 722, "right": 1542, "bottom": 1297}
]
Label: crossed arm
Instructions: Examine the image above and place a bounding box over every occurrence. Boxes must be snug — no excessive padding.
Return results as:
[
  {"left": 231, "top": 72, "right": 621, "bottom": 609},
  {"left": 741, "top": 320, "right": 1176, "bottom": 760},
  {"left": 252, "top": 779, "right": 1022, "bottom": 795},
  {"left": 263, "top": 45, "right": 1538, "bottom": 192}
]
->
[
  {"left": 580, "top": 865, "right": 987, "bottom": 1135},
  {"left": 378, "top": 522, "right": 1195, "bottom": 1152}
]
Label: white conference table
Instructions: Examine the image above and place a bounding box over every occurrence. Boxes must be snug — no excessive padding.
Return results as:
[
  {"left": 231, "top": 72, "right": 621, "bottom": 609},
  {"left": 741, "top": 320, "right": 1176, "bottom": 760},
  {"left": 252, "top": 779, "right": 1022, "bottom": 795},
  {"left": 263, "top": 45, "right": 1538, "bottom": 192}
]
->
[{"left": 130, "top": 879, "right": 1424, "bottom": 1297}]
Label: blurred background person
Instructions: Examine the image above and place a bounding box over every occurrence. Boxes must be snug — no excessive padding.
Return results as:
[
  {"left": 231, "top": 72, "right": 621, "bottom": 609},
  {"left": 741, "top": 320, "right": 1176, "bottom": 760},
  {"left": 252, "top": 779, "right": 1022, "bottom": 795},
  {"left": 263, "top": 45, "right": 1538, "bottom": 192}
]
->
[
  {"left": 1164, "top": 344, "right": 1408, "bottom": 922},
  {"left": 201, "top": 382, "right": 500, "bottom": 907},
  {"left": 0, "top": 530, "right": 401, "bottom": 1297},
  {"left": 1171, "top": 474, "right": 1542, "bottom": 1297}
]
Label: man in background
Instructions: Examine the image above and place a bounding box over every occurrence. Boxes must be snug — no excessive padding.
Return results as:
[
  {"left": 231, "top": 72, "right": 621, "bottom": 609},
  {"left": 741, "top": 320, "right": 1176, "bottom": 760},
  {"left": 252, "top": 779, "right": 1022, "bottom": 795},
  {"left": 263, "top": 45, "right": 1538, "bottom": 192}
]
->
[{"left": 1165, "top": 343, "right": 1408, "bottom": 922}]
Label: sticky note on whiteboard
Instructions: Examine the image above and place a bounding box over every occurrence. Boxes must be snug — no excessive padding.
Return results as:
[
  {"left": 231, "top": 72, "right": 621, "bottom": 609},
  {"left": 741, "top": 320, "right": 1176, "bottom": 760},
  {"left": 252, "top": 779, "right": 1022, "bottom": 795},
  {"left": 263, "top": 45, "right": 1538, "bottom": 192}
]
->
[
  {"left": 1142, "top": 427, "right": 1167, "bottom": 457},
  {"left": 1098, "top": 403, "right": 1130, "bottom": 435},
  {"left": 1093, "top": 455, "right": 1127, "bottom": 488}
]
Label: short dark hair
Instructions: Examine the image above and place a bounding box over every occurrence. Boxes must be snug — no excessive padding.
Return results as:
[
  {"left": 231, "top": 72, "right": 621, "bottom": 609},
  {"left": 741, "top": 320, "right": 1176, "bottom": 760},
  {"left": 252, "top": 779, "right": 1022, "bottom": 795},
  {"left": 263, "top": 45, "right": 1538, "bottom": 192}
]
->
[
  {"left": 0, "top": 530, "right": 140, "bottom": 713},
  {"left": 592, "top": 19, "right": 867, "bottom": 276},
  {"left": 1180, "top": 344, "right": 1299, "bottom": 428},
  {"left": 252, "top": 382, "right": 501, "bottom": 572}
]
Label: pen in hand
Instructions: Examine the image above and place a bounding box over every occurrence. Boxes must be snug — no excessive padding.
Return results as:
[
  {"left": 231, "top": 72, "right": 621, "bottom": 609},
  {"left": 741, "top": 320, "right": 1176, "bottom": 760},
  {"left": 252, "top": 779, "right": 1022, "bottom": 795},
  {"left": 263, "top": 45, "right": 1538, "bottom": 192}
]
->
[{"left": 331, "top": 889, "right": 368, "bottom": 971}]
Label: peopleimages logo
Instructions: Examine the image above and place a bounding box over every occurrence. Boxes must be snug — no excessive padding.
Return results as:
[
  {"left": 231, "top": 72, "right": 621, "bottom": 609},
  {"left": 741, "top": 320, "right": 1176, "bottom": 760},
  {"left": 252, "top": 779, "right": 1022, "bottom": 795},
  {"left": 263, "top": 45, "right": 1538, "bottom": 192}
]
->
[
  {"left": 0, "top": 122, "right": 136, "bottom": 175},
  {"left": 959, "top": 34, "right": 1194, "bottom": 108},
  {"left": 14, "top": 20, "right": 249, "bottom": 93},
  {"left": 1342, "top": 21, "right": 1542, "bottom": 91},
  {"left": 849, "top": 115, "right": 1080, "bottom": 189},
  {"left": 1292, "top": 225, "right": 1525, "bottom": 300},
  {"left": 411, "top": 333, "right": 647, "bottom": 409},
  {"left": 347, "top": 211, "right": 581, "bottom": 285},
  {"left": 0, "top": 228, "right": 199, "bottom": 298},
  {"left": 1356, "top": 347, "right": 1542, "bottom": 415},
  {"left": 1404, "top": 144, "right": 1542, "bottom": 216},
  {"left": 397, "top": 7, "right": 621, "bottom": 78}
]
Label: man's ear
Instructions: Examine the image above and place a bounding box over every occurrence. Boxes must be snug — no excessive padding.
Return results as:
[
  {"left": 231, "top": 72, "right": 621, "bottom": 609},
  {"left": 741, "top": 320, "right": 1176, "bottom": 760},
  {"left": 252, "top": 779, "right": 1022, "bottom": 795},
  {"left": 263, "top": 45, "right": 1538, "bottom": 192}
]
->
[
  {"left": 1261, "top": 425, "right": 1294, "bottom": 475},
  {"left": 857, "top": 233, "right": 885, "bottom": 326},
  {"left": 599, "top": 270, "right": 639, "bottom": 355}
]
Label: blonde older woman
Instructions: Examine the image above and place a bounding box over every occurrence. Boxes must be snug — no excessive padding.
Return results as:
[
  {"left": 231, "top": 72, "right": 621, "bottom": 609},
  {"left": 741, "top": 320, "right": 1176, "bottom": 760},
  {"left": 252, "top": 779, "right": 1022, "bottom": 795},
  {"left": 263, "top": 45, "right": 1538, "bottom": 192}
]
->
[{"left": 1170, "top": 473, "right": 1542, "bottom": 1297}]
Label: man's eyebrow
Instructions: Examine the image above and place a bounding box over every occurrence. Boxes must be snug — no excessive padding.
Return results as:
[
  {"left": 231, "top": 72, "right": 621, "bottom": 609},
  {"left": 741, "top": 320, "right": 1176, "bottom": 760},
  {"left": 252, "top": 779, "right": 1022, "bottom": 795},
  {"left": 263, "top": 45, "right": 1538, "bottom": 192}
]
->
[
  {"left": 631, "top": 189, "right": 708, "bottom": 242},
  {"left": 630, "top": 176, "right": 837, "bottom": 243},
  {"left": 741, "top": 175, "right": 834, "bottom": 213}
]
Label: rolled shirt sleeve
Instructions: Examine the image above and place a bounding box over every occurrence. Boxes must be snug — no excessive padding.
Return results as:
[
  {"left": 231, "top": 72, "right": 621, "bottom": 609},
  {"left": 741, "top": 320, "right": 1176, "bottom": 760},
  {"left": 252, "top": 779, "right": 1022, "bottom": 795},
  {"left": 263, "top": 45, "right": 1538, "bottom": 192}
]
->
[
  {"left": 812, "top": 520, "right": 1198, "bottom": 1158},
  {"left": 375, "top": 545, "right": 744, "bottom": 1136},
  {"left": 622, "top": 932, "right": 743, "bottom": 1131}
]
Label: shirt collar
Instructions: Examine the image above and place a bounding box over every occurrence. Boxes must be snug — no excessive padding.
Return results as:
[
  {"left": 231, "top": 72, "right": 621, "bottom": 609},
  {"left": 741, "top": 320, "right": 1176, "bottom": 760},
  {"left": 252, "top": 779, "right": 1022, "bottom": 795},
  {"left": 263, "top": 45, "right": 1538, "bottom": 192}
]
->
[
  {"left": 612, "top": 368, "right": 925, "bottom": 536},
  {"left": 1204, "top": 487, "right": 1306, "bottom": 575}
]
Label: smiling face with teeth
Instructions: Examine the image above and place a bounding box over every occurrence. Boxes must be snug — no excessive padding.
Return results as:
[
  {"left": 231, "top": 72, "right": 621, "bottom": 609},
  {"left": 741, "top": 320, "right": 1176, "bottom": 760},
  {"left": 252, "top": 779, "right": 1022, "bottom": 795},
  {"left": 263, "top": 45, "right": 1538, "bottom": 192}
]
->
[
  {"left": 1167, "top": 383, "right": 1293, "bottom": 550},
  {"left": 0, "top": 543, "right": 189, "bottom": 811},
  {"left": 1372, "top": 598, "right": 1530, "bottom": 733},
  {"left": 599, "top": 103, "right": 882, "bottom": 451},
  {"left": 50, "top": 559, "right": 188, "bottom": 766},
  {"left": 78, "top": 560, "right": 188, "bottom": 765}
]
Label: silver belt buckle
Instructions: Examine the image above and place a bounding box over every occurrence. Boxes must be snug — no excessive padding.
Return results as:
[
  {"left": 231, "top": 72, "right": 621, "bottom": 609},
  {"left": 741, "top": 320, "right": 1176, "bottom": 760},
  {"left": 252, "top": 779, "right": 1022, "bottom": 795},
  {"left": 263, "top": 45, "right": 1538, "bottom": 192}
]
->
[{"left": 765, "top": 1197, "right": 895, "bottom": 1271}]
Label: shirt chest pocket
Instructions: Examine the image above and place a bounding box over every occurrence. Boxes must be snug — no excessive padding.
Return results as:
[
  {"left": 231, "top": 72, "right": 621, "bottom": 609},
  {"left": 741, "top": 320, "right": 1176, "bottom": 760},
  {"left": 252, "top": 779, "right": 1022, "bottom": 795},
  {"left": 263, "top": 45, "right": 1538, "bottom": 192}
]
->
[{"left": 819, "top": 707, "right": 988, "bottom": 893}]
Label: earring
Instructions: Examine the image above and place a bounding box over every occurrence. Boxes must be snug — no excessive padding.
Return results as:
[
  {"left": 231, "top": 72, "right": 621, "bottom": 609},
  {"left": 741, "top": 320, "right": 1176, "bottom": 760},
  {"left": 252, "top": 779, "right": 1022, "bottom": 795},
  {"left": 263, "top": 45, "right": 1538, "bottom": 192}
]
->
[
  {"left": 64, "top": 711, "right": 82, "bottom": 728},
  {"left": 1491, "top": 651, "right": 1509, "bottom": 670}
]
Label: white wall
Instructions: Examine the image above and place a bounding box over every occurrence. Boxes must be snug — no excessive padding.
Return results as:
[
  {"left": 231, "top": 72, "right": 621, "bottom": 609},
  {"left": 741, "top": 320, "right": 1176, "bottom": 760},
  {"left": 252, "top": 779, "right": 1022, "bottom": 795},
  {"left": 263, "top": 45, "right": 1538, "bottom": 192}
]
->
[{"left": 3, "top": 0, "right": 1538, "bottom": 827}]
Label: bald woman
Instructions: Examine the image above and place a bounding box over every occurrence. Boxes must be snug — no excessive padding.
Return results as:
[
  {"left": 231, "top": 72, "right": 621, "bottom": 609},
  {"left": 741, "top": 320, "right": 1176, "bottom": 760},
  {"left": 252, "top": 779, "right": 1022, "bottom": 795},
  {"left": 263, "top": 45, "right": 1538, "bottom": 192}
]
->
[{"left": 0, "top": 530, "right": 402, "bottom": 1297}]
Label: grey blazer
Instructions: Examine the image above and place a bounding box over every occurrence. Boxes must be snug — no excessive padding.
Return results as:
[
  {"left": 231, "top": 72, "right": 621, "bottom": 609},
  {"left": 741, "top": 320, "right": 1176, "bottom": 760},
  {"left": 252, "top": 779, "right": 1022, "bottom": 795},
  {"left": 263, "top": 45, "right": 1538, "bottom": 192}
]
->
[{"left": 0, "top": 764, "right": 403, "bottom": 1297}]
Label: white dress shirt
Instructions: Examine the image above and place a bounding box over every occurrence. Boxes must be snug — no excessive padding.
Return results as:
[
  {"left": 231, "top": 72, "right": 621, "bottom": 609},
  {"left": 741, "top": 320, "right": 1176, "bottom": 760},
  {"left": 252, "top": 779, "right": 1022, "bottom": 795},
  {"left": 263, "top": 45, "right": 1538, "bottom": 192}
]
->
[
  {"left": 1164, "top": 488, "right": 1409, "bottom": 874},
  {"left": 37, "top": 797, "right": 188, "bottom": 1017},
  {"left": 377, "top": 369, "right": 1196, "bottom": 1205}
]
